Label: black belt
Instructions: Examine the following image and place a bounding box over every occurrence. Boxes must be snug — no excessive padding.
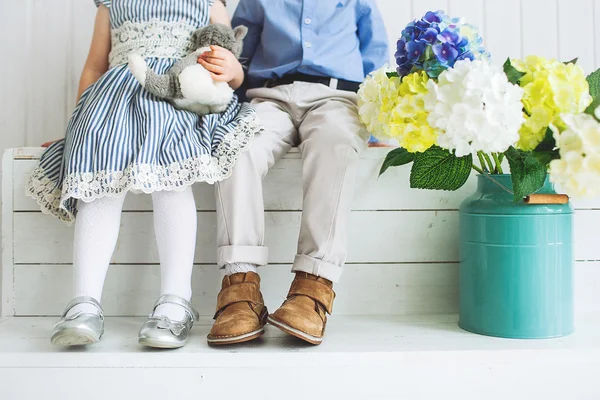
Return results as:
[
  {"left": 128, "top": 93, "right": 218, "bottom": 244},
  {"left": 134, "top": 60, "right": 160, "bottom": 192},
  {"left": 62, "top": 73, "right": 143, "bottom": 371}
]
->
[{"left": 263, "top": 73, "right": 361, "bottom": 93}]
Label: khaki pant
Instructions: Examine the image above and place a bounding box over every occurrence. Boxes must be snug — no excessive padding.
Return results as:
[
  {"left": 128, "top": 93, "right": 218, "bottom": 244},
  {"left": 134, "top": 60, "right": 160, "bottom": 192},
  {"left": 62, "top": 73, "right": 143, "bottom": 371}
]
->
[{"left": 215, "top": 82, "right": 367, "bottom": 283}]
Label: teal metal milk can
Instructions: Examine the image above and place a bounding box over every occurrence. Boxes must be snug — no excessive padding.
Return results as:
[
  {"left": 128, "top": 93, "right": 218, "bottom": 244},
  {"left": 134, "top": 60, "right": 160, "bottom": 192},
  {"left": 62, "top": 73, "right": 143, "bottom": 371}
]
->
[{"left": 459, "top": 174, "right": 574, "bottom": 339}]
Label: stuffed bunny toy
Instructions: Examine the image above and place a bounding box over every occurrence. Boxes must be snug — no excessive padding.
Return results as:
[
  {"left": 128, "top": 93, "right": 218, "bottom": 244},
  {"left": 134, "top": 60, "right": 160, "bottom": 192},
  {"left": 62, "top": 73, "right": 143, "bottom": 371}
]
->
[{"left": 128, "top": 24, "right": 248, "bottom": 115}]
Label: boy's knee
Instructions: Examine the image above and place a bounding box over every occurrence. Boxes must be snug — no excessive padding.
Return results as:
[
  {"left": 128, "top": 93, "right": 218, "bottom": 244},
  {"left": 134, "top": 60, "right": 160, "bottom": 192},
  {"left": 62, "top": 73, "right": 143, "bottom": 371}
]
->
[{"left": 301, "top": 135, "right": 361, "bottom": 167}]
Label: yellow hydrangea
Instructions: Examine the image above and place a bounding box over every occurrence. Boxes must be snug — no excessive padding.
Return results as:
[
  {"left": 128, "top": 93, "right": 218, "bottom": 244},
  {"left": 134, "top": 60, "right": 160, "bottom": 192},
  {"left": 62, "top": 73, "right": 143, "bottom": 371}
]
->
[
  {"left": 388, "top": 71, "right": 436, "bottom": 153},
  {"left": 512, "top": 56, "right": 592, "bottom": 150}
]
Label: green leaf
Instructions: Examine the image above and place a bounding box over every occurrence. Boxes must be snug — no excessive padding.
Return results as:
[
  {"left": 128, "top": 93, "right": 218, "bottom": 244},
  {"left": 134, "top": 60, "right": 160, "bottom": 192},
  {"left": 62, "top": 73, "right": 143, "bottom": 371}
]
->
[
  {"left": 503, "top": 58, "right": 526, "bottom": 85},
  {"left": 584, "top": 95, "right": 600, "bottom": 118},
  {"left": 533, "top": 151, "right": 560, "bottom": 166},
  {"left": 586, "top": 68, "right": 600, "bottom": 99},
  {"left": 409, "top": 146, "right": 473, "bottom": 191},
  {"left": 386, "top": 71, "right": 399, "bottom": 79},
  {"left": 504, "top": 146, "right": 547, "bottom": 202},
  {"left": 532, "top": 127, "right": 560, "bottom": 166},
  {"left": 534, "top": 127, "right": 556, "bottom": 153},
  {"left": 379, "top": 148, "right": 415, "bottom": 175},
  {"left": 564, "top": 58, "right": 578, "bottom": 65}
]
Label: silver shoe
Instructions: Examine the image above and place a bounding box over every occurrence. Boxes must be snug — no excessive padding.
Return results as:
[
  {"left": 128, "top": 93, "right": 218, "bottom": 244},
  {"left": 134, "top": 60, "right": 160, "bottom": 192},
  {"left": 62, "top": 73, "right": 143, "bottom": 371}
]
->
[
  {"left": 138, "top": 295, "right": 200, "bottom": 349},
  {"left": 50, "top": 296, "right": 105, "bottom": 346}
]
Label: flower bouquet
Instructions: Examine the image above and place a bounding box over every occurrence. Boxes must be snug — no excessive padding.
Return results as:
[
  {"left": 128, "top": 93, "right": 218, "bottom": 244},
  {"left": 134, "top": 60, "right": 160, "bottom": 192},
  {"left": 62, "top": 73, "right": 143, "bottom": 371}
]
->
[
  {"left": 360, "top": 10, "right": 600, "bottom": 339},
  {"left": 358, "top": 10, "right": 600, "bottom": 201}
]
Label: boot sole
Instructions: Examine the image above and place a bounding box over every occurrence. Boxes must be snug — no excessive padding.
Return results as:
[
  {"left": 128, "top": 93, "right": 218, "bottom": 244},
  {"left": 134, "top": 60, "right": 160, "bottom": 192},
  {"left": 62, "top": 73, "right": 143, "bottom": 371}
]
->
[
  {"left": 207, "top": 327, "right": 265, "bottom": 345},
  {"left": 207, "top": 307, "right": 268, "bottom": 346},
  {"left": 51, "top": 328, "right": 101, "bottom": 346},
  {"left": 267, "top": 316, "right": 323, "bottom": 345}
]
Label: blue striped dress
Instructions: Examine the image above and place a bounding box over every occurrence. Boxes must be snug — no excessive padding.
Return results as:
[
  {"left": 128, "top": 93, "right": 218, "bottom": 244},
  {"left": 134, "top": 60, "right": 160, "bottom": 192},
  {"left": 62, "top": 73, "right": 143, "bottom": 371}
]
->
[{"left": 26, "top": 0, "right": 262, "bottom": 224}]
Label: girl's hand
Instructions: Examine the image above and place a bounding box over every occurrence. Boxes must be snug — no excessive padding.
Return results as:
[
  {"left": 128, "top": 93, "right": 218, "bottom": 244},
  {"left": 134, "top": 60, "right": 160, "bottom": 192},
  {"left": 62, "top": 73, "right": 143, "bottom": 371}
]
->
[
  {"left": 42, "top": 140, "right": 60, "bottom": 148},
  {"left": 198, "top": 45, "right": 244, "bottom": 89}
]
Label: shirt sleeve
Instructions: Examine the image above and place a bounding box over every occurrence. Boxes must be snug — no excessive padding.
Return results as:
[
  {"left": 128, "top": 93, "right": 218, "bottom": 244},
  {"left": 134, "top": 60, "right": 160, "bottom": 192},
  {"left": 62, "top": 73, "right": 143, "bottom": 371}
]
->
[
  {"left": 94, "top": 0, "right": 111, "bottom": 8},
  {"left": 357, "top": 0, "right": 389, "bottom": 76},
  {"left": 231, "top": 0, "right": 264, "bottom": 67}
]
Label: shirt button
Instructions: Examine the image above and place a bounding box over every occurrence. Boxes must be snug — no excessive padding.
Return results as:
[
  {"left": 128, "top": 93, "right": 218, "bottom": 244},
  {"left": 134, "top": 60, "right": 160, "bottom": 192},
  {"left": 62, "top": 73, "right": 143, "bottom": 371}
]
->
[
  {"left": 305, "top": 42, "right": 312, "bottom": 48},
  {"left": 304, "top": 18, "right": 312, "bottom": 25}
]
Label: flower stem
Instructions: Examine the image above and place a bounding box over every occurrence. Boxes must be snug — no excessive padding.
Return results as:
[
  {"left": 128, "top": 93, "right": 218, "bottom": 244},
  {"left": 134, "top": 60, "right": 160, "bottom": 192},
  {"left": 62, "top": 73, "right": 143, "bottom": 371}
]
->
[
  {"left": 477, "top": 151, "right": 488, "bottom": 172},
  {"left": 493, "top": 153, "right": 504, "bottom": 174},
  {"left": 483, "top": 152, "right": 495, "bottom": 173},
  {"left": 472, "top": 164, "right": 484, "bottom": 174}
]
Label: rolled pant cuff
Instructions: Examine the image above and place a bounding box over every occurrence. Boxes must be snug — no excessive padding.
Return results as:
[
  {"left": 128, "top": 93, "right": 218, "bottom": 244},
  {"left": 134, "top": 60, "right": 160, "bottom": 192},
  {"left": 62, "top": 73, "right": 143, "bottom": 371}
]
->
[
  {"left": 217, "top": 246, "right": 269, "bottom": 267},
  {"left": 292, "top": 255, "right": 343, "bottom": 284}
]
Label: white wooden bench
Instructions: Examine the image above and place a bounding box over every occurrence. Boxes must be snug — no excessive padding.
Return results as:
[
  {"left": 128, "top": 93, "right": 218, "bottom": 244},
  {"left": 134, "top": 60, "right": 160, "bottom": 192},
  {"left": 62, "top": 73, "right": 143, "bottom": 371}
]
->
[{"left": 1, "top": 147, "right": 600, "bottom": 399}]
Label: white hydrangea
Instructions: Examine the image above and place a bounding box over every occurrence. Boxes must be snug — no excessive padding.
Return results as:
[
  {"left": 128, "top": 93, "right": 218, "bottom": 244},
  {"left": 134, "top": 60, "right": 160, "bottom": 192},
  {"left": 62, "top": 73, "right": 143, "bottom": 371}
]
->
[
  {"left": 550, "top": 113, "right": 600, "bottom": 198},
  {"left": 424, "top": 59, "right": 525, "bottom": 157},
  {"left": 357, "top": 66, "right": 401, "bottom": 138}
]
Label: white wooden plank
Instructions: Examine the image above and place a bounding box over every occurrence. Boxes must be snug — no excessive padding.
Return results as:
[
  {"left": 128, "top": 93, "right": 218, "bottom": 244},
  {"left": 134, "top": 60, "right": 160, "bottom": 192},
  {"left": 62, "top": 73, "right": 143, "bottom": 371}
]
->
[
  {"left": 67, "top": 0, "right": 97, "bottom": 112},
  {"left": 13, "top": 261, "right": 600, "bottom": 317},
  {"left": 0, "top": 1, "right": 29, "bottom": 151},
  {"left": 558, "top": 0, "right": 595, "bottom": 72},
  {"left": 412, "top": 0, "right": 449, "bottom": 18},
  {"left": 576, "top": 262, "right": 600, "bottom": 316},
  {"left": 25, "top": 0, "right": 71, "bottom": 147},
  {"left": 1, "top": 150, "right": 15, "bottom": 317},
  {"left": 377, "top": 0, "right": 412, "bottom": 64},
  {"left": 448, "top": 0, "right": 485, "bottom": 32},
  {"left": 596, "top": 0, "right": 600, "bottom": 69},
  {"left": 13, "top": 209, "right": 600, "bottom": 265},
  {"left": 484, "top": 0, "right": 522, "bottom": 65},
  {"left": 12, "top": 211, "right": 460, "bottom": 264},
  {"left": 521, "top": 0, "right": 559, "bottom": 59},
  {"left": 574, "top": 211, "right": 600, "bottom": 260},
  {"left": 13, "top": 156, "right": 481, "bottom": 212},
  {"left": 13, "top": 263, "right": 458, "bottom": 317},
  {"left": 2, "top": 316, "right": 600, "bottom": 400}
]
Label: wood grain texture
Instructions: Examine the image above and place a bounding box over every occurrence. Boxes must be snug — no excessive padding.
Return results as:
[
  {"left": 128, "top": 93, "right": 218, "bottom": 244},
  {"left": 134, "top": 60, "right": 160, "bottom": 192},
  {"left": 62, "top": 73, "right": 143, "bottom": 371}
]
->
[
  {"left": 12, "top": 211, "right": 461, "bottom": 264},
  {"left": 484, "top": 0, "right": 522, "bottom": 63},
  {"left": 11, "top": 261, "right": 600, "bottom": 317},
  {"left": 1, "top": 150, "right": 15, "bottom": 317},
  {"left": 448, "top": 0, "right": 485, "bottom": 34},
  {"left": 11, "top": 206, "right": 600, "bottom": 265},
  {"left": 13, "top": 263, "right": 459, "bottom": 316},
  {"left": 558, "top": 0, "right": 595, "bottom": 72},
  {"left": 13, "top": 155, "right": 481, "bottom": 212},
  {"left": 521, "top": 0, "right": 559, "bottom": 59},
  {"left": 412, "top": 0, "right": 449, "bottom": 18}
]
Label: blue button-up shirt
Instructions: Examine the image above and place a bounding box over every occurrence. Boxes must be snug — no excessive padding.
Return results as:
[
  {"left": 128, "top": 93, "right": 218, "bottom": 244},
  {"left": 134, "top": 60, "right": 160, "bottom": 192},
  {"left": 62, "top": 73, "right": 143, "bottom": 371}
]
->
[{"left": 232, "top": 0, "right": 389, "bottom": 88}]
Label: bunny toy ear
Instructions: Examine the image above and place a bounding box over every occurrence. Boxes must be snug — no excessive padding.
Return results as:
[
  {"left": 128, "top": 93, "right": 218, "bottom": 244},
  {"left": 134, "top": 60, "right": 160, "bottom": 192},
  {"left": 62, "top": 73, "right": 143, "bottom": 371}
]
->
[{"left": 233, "top": 25, "right": 249, "bottom": 41}]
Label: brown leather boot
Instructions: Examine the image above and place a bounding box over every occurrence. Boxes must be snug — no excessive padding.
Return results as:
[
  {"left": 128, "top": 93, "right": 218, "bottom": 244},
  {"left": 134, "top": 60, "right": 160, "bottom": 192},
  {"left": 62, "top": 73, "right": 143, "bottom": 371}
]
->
[
  {"left": 207, "top": 272, "right": 268, "bottom": 345},
  {"left": 268, "top": 272, "right": 335, "bottom": 345}
]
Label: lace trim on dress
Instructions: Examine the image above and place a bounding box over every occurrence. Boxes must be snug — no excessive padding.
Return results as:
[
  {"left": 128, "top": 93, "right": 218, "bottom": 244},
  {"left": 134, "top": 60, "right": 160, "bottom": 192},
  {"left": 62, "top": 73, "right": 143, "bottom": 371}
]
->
[
  {"left": 109, "top": 19, "right": 198, "bottom": 67},
  {"left": 26, "top": 114, "right": 263, "bottom": 225}
]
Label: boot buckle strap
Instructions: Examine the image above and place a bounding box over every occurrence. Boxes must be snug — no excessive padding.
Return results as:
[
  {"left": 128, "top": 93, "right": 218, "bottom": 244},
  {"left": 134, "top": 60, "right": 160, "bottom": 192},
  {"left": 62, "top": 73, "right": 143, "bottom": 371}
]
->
[
  {"left": 288, "top": 279, "right": 335, "bottom": 314},
  {"left": 215, "top": 282, "right": 262, "bottom": 317}
]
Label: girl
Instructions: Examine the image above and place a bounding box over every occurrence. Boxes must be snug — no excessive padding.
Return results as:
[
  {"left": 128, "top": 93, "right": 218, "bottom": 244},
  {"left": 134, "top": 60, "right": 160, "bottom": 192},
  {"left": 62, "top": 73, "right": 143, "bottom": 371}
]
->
[{"left": 26, "top": 0, "right": 261, "bottom": 349}]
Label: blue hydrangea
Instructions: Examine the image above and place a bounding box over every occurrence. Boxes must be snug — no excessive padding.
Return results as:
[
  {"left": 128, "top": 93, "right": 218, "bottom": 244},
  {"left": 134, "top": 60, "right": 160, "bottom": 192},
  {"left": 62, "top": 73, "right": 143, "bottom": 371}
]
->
[{"left": 395, "top": 11, "right": 489, "bottom": 79}]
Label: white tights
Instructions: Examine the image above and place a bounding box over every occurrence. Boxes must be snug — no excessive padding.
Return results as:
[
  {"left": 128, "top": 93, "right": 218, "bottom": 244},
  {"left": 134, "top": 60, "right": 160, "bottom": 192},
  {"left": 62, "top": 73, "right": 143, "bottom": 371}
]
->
[{"left": 68, "top": 188, "right": 197, "bottom": 321}]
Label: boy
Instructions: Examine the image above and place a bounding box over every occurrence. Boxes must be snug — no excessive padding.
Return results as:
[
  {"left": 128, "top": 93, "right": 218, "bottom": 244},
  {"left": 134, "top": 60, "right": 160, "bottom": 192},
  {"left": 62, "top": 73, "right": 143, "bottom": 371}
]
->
[{"left": 199, "top": 0, "right": 388, "bottom": 345}]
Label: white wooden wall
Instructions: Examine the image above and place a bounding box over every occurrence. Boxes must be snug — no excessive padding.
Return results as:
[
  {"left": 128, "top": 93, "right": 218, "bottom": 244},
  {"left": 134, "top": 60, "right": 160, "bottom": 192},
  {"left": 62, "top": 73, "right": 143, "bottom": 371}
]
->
[{"left": 0, "top": 0, "right": 598, "bottom": 152}]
